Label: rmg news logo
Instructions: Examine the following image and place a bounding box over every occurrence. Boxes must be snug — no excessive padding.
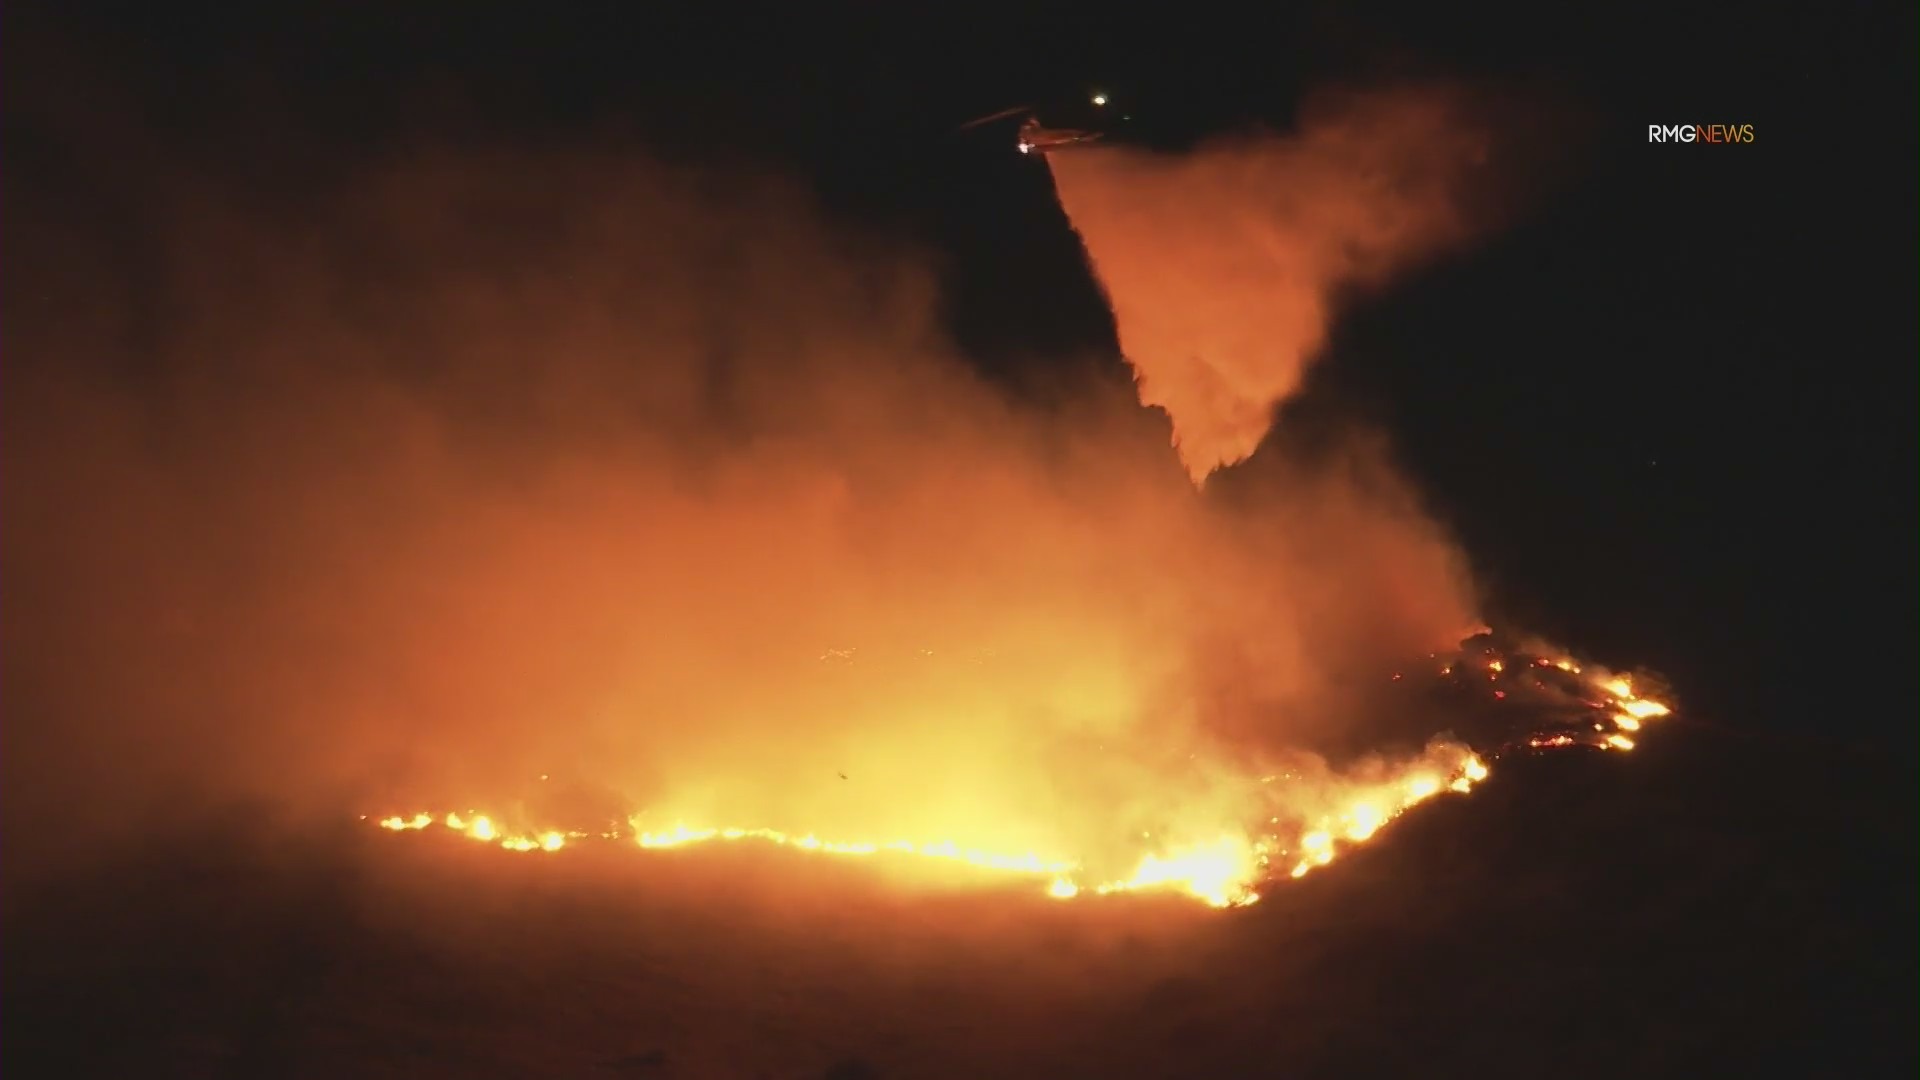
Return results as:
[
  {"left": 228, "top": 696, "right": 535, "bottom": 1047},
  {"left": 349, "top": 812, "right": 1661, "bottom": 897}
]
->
[{"left": 1648, "top": 123, "right": 1756, "bottom": 144}]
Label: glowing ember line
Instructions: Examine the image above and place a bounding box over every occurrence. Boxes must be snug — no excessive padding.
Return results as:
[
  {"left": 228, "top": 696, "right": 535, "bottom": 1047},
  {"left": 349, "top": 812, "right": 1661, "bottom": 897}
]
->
[
  {"left": 365, "top": 748, "right": 1491, "bottom": 910},
  {"left": 366, "top": 647, "right": 1669, "bottom": 910}
]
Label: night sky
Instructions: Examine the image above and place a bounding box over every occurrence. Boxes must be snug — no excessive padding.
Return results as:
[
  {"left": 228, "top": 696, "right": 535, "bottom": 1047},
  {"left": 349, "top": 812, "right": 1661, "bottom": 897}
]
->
[{"left": 3, "top": 5, "right": 1914, "bottom": 1075}]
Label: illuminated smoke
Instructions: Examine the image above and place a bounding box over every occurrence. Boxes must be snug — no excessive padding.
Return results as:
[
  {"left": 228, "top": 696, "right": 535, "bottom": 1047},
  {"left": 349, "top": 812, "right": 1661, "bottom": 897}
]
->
[
  {"left": 4, "top": 125, "right": 1485, "bottom": 894},
  {"left": 1048, "top": 85, "right": 1495, "bottom": 484}
]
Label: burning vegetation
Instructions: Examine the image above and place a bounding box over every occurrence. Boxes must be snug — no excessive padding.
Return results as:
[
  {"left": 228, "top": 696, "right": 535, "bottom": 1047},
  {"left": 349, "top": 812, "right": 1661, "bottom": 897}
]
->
[{"left": 366, "top": 637, "right": 1671, "bottom": 908}]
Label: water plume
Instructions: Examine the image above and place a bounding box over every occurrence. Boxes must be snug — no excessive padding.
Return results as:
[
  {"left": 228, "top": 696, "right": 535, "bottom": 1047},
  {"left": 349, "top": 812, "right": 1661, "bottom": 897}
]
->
[{"left": 1048, "top": 83, "right": 1497, "bottom": 483}]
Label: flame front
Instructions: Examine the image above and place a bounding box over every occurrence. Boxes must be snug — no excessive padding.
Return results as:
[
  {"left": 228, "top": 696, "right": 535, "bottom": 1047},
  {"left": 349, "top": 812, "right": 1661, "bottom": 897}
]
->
[
  {"left": 369, "top": 645, "right": 1668, "bottom": 908},
  {"left": 372, "top": 743, "right": 1486, "bottom": 908}
]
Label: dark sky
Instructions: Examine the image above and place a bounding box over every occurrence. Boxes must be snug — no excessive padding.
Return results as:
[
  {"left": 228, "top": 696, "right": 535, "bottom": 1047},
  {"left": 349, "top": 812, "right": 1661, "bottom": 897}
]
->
[{"left": 6, "top": 2, "right": 1914, "bottom": 737}]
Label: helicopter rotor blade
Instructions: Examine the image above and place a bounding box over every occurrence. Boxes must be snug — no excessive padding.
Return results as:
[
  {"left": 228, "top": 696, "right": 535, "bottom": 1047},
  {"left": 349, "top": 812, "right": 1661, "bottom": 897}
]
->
[{"left": 955, "top": 104, "right": 1033, "bottom": 132}]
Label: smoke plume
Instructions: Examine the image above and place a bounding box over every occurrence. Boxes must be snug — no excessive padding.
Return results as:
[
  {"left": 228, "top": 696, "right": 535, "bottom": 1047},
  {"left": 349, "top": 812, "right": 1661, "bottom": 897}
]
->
[
  {"left": 1048, "top": 84, "right": 1495, "bottom": 483},
  {"left": 3, "top": 124, "right": 1480, "bottom": 885}
]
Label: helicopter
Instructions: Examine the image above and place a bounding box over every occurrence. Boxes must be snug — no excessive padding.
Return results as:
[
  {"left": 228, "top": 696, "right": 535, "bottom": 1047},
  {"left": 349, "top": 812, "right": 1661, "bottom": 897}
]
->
[{"left": 957, "top": 92, "right": 1114, "bottom": 156}]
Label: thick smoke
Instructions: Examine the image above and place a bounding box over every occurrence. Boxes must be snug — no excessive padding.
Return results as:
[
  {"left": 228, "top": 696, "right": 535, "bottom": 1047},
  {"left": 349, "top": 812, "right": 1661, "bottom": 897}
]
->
[
  {"left": 3, "top": 132, "right": 1480, "bottom": 884},
  {"left": 1048, "top": 84, "right": 1495, "bottom": 484}
]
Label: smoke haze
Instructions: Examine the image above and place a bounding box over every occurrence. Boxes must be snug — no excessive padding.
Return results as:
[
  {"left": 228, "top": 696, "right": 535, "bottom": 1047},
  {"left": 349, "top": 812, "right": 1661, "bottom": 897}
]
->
[
  {"left": 3, "top": 123, "right": 1481, "bottom": 886},
  {"left": 1048, "top": 84, "right": 1496, "bottom": 483}
]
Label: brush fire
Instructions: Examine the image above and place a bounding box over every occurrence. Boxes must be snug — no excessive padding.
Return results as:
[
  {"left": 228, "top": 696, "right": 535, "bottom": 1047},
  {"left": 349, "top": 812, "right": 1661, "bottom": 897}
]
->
[
  {"left": 345, "top": 87, "right": 1677, "bottom": 910},
  {"left": 366, "top": 639, "right": 1670, "bottom": 908},
  {"left": 10, "top": 86, "right": 1677, "bottom": 918}
]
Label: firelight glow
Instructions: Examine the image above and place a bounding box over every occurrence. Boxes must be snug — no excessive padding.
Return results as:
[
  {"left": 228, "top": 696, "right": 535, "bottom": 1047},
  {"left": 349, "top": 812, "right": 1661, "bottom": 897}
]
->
[{"left": 370, "top": 648, "right": 1669, "bottom": 909}]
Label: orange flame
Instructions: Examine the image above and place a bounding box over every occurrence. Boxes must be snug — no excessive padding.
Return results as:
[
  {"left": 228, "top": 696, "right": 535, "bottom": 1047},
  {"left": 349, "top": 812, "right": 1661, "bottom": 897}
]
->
[
  {"left": 369, "top": 742, "right": 1498, "bottom": 909},
  {"left": 368, "top": 648, "right": 1667, "bottom": 909}
]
